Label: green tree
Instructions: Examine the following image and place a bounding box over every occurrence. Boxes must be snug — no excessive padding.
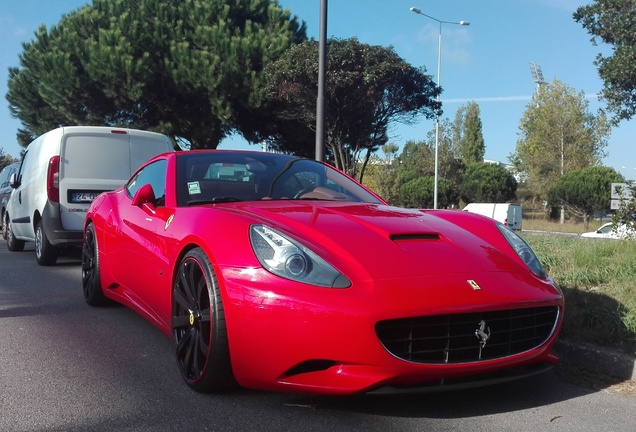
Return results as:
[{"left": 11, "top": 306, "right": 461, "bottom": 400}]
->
[
  {"left": 546, "top": 166, "right": 623, "bottom": 228},
  {"left": 399, "top": 177, "right": 458, "bottom": 209},
  {"left": 454, "top": 101, "right": 485, "bottom": 163},
  {"left": 361, "top": 143, "right": 399, "bottom": 201},
  {"left": 255, "top": 38, "right": 441, "bottom": 179},
  {"left": 574, "top": 1, "right": 636, "bottom": 124},
  {"left": 7, "top": 0, "right": 306, "bottom": 148},
  {"left": 383, "top": 119, "right": 466, "bottom": 207},
  {"left": 461, "top": 162, "right": 517, "bottom": 204},
  {"left": 424, "top": 119, "right": 467, "bottom": 192},
  {"left": 0, "top": 150, "right": 17, "bottom": 172},
  {"left": 613, "top": 182, "right": 636, "bottom": 235},
  {"left": 512, "top": 79, "right": 610, "bottom": 202}
]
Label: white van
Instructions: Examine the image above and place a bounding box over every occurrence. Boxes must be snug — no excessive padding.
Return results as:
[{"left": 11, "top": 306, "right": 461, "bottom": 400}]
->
[
  {"left": 6, "top": 126, "right": 173, "bottom": 265},
  {"left": 463, "top": 203, "right": 522, "bottom": 231}
]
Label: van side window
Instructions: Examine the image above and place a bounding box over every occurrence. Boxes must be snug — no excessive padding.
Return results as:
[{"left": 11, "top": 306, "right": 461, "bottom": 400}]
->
[
  {"left": 17, "top": 151, "right": 30, "bottom": 184},
  {"left": 126, "top": 160, "right": 168, "bottom": 205}
]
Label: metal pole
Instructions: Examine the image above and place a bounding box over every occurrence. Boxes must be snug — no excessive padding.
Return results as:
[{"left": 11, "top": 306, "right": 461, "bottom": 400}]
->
[
  {"left": 409, "top": 7, "right": 469, "bottom": 209},
  {"left": 434, "top": 22, "right": 441, "bottom": 209},
  {"left": 315, "top": 0, "right": 328, "bottom": 161}
]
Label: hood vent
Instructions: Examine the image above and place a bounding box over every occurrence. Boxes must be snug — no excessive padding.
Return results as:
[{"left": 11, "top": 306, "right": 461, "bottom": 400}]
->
[{"left": 390, "top": 233, "right": 440, "bottom": 242}]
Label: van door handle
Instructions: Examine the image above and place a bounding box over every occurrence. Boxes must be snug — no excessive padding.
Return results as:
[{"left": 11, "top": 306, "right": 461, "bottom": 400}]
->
[{"left": 18, "top": 191, "right": 21, "bottom": 204}]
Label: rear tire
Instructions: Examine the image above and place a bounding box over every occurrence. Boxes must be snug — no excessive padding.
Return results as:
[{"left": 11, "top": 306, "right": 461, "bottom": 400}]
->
[
  {"left": 6, "top": 216, "right": 25, "bottom": 252},
  {"left": 81, "top": 223, "right": 109, "bottom": 306},
  {"left": 35, "top": 220, "right": 58, "bottom": 266}
]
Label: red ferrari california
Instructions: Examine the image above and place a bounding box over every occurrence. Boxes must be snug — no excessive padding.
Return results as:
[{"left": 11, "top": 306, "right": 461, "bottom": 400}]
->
[{"left": 82, "top": 150, "right": 563, "bottom": 395}]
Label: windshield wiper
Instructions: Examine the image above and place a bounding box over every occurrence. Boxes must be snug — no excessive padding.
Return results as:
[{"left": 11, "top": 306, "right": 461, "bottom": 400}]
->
[{"left": 187, "top": 197, "right": 241, "bottom": 206}]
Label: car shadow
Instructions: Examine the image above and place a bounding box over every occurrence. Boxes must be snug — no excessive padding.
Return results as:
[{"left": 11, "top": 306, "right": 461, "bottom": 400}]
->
[
  {"left": 553, "top": 286, "right": 636, "bottom": 382},
  {"left": 235, "top": 370, "right": 597, "bottom": 420}
]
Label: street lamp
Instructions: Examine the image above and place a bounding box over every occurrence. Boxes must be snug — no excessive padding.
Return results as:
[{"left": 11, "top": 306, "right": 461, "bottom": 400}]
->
[{"left": 410, "top": 7, "right": 469, "bottom": 209}]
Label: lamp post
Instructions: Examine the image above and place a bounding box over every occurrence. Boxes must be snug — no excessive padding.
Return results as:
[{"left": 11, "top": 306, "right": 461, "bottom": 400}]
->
[
  {"left": 410, "top": 7, "right": 469, "bottom": 209},
  {"left": 316, "top": 0, "right": 328, "bottom": 162}
]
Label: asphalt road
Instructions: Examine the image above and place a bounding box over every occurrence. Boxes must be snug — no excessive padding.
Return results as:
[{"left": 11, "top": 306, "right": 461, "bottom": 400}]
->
[{"left": 1, "top": 242, "right": 635, "bottom": 432}]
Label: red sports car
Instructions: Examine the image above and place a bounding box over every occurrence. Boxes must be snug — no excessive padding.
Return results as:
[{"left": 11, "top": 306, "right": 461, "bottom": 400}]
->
[{"left": 82, "top": 150, "right": 563, "bottom": 395}]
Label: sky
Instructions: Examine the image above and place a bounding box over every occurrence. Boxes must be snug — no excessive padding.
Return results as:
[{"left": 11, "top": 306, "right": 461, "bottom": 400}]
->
[{"left": 1, "top": 0, "right": 635, "bottom": 179}]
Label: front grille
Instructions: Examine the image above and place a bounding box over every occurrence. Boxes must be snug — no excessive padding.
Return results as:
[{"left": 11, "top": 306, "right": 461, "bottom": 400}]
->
[{"left": 375, "top": 306, "right": 559, "bottom": 364}]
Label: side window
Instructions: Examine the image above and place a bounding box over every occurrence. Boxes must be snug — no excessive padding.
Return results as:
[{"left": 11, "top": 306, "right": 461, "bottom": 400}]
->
[
  {"left": 17, "top": 152, "right": 31, "bottom": 185},
  {"left": 126, "top": 159, "right": 167, "bottom": 204},
  {"left": 0, "top": 167, "right": 8, "bottom": 187}
]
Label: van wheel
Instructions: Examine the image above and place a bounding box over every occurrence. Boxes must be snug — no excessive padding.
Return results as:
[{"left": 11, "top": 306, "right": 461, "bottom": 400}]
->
[
  {"left": 2, "top": 212, "right": 8, "bottom": 240},
  {"left": 35, "top": 220, "right": 58, "bottom": 266},
  {"left": 6, "top": 217, "right": 25, "bottom": 252}
]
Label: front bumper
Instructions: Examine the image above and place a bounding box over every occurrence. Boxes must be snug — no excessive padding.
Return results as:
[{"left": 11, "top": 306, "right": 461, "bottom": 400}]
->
[{"left": 219, "top": 266, "right": 564, "bottom": 395}]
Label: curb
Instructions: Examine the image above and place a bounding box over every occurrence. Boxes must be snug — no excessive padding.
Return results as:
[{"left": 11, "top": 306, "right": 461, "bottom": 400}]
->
[{"left": 556, "top": 339, "right": 636, "bottom": 383}]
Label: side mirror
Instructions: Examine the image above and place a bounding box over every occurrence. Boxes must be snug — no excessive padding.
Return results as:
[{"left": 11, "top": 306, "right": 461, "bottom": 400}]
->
[
  {"left": 9, "top": 173, "right": 19, "bottom": 189},
  {"left": 131, "top": 183, "right": 156, "bottom": 214}
]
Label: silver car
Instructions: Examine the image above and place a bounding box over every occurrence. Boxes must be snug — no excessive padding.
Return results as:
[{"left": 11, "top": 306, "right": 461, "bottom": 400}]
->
[{"left": 0, "top": 162, "right": 20, "bottom": 239}]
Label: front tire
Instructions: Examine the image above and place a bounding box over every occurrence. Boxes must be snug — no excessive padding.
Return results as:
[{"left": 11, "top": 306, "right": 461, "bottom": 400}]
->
[
  {"left": 6, "top": 216, "right": 25, "bottom": 252},
  {"left": 172, "top": 247, "right": 234, "bottom": 392},
  {"left": 81, "top": 223, "right": 109, "bottom": 306},
  {"left": 35, "top": 220, "right": 58, "bottom": 265}
]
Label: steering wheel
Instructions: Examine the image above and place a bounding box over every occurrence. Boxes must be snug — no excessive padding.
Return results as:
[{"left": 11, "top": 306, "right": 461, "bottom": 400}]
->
[{"left": 293, "top": 188, "right": 314, "bottom": 199}]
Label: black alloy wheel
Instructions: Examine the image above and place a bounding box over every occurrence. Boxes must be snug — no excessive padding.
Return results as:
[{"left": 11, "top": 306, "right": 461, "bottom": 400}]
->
[
  {"left": 81, "top": 223, "right": 108, "bottom": 306},
  {"left": 172, "top": 247, "right": 233, "bottom": 393}
]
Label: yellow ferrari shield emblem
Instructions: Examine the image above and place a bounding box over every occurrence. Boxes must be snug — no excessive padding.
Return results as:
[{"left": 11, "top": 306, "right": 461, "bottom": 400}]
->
[
  {"left": 189, "top": 312, "right": 195, "bottom": 326},
  {"left": 467, "top": 280, "right": 481, "bottom": 291}
]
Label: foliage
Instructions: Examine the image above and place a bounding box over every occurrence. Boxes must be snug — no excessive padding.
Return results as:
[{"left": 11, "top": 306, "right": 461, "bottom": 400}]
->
[
  {"left": 460, "top": 162, "right": 517, "bottom": 204},
  {"left": 365, "top": 100, "right": 488, "bottom": 207},
  {"left": 574, "top": 0, "right": 636, "bottom": 124},
  {"left": 454, "top": 101, "right": 485, "bottom": 163},
  {"left": 612, "top": 182, "right": 636, "bottom": 235},
  {"left": 512, "top": 78, "right": 610, "bottom": 200},
  {"left": 546, "top": 166, "right": 623, "bottom": 227},
  {"left": 6, "top": 0, "right": 306, "bottom": 148},
  {"left": 399, "top": 177, "right": 458, "bottom": 209},
  {"left": 360, "top": 144, "right": 399, "bottom": 201},
  {"left": 0, "top": 150, "right": 18, "bottom": 172},
  {"left": 254, "top": 38, "right": 441, "bottom": 180},
  {"left": 524, "top": 233, "right": 636, "bottom": 355}
]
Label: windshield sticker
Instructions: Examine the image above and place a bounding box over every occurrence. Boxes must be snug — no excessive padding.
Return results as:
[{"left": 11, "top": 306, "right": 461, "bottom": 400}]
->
[{"left": 188, "top": 181, "right": 201, "bottom": 195}]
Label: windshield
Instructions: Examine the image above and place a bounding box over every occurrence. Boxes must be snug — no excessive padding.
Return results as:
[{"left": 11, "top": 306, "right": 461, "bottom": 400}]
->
[{"left": 175, "top": 151, "right": 383, "bottom": 206}]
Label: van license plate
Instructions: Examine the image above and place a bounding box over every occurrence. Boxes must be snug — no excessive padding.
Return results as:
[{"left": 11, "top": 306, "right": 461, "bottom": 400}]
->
[{"left": 71, "top": 192, "right": 100, "bottom": 203}]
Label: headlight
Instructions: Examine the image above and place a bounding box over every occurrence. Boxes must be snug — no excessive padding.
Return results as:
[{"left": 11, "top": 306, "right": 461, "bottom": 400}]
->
[
  {"left": 497, "top": 225, "right": 547, "bottom": 278},
  {"left": 249, "top": 225, "right": 351, "bottom": 288}
]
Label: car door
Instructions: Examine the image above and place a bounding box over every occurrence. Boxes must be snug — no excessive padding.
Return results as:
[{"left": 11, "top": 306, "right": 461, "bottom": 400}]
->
[{"left": 110, "top": 159, "right": 169, "bottom": 319}]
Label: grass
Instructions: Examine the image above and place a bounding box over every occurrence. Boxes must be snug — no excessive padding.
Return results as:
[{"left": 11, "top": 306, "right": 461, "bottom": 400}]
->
[{"left": 520, "top": 222, "right": 636, "bottom": 356}]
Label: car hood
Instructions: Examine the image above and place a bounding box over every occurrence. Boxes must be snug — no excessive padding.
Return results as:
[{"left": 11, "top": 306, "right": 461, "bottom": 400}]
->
[{"left": 222, "top": 201, "right": 528, "bottom": 280}]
